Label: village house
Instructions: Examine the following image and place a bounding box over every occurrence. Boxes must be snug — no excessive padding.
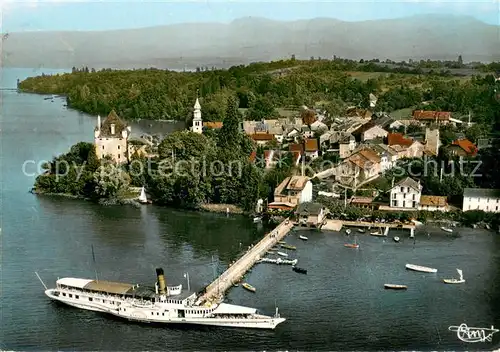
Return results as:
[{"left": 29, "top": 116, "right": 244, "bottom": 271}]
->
[
  {"left": 371, "top": 113, "right": 405, "bottom": 131},
  {"left": 370, "top": 144, "right": 399, "bottom": 172},
  {"left": 350, "top": 196, "right": 377, "bottom": 210},
  {"left": 250, "top": 132, "right": 275, "bottom": 146},
  {"left": 418, "top": 195, "right": 448, "bottom": 212},
  {"left": 295, "top": 202, "right": 327, "bottom": 228},
  {"left": 271, "top": 176, "right": 313, "bottom": 207},
  {"left": 447, "top": 138, "right": 478, "bottom": 157},
  {"left": 389, "top": 177, "right": 422, "bottom": 209},
  {"left": 304, "top": 139, "right": 319, "bottom": 159},
  {"left": 336, "top": 148, "right": 381, "bottom": 187},
  {"left": 310, "top": 120, "right": 328, "bottom": 134},
  {"left": 351, "top": 121, "right": 388, "bottom": 142},
  {"left": 339, "top": 134, "right": 357, "bottom": 159},
  {"left": 94, "top": 110, "right": 132, "bottom": 164},
  {"left": 424, "top": 128, "right": 441, "bottom": 155},
  {"left": 462, "top": 188, "right": 500, "bottom": 213},
  {"left": 289, "top": 143, "right": 304, "bottom": 166},
  {"left": 387, "top": 133, "right": 424, "bottom": 158},
  {"left": 412, "top": 110, "right": 451, "bottom": 126}
]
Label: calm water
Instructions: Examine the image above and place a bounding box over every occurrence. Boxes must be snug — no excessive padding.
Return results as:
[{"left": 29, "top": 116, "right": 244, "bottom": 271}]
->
[{"left": 1, "top": 68, "right": 500, "bottom": 351}]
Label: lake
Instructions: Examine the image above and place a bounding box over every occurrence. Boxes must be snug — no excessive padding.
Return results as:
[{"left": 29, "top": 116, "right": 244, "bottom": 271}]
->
[{"left": 1, "top": 68, "right": 500, "bottom": 351}]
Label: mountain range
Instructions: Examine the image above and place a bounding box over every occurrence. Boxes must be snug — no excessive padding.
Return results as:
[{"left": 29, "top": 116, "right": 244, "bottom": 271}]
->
[{"left": 2, "top": 14, "right": 499, "bottom": 69}]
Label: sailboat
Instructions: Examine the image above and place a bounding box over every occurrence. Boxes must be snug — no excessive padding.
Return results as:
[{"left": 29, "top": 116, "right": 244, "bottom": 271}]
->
[
  {"left": 344, "top": 236, "right": 359, "bottom": 249},
  {"left": 138, "top": 186, "right": 149, "bottom": 204},
  {"left": 443, "top": 268, "right": 465, "bottom": 284}
]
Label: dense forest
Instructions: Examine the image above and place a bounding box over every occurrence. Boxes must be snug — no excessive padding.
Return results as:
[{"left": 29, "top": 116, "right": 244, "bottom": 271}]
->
[{"left": 19, "top": 58, "right": 500, "bottom": 130}]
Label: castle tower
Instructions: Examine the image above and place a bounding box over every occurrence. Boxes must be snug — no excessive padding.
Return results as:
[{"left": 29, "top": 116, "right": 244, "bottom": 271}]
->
[{"left": 192, "top": 98, "right": 203, "bottom": 134}]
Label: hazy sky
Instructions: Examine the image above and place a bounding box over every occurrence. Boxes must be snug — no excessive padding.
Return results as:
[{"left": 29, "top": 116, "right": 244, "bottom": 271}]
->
[{"left": 1, "top": 0, "right": 499, "bottom": 32}]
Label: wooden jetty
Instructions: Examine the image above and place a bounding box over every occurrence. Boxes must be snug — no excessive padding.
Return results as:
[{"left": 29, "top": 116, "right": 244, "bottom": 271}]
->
[
  {"left": 195, "top": 218, "right": 294, "bottom": 305},
  {"left": 324, "top": 220, "right": 415, "bottom": 231}
]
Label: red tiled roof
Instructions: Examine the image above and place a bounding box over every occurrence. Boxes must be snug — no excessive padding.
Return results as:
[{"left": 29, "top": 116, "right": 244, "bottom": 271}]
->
[
  {"left": 388, "top": 133, "right": 413, "bottom": 147},
  {"left": 412, "top": 110, "right": 451, "bottom": 121},
  {"left": 452, "top": 138, "right": 478, "bottom": 156},
  {"left": 304, "top": 139, "right": 319, "bottom": 152},
  {"left": 203, "top": 121, "right": 223, "bottom": 129},
  {"left": 289, "top": 143, "right": 304, "bottom": 153},
  {"left": 251, "top": 133, "right": 275, "bottom": 141}
]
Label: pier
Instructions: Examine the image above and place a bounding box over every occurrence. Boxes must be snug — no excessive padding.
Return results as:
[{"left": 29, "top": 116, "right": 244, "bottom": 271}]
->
[
  {"left": 322, "top": 219, "right": 416, "bottom": 232},
  {"left": 196, "top": 218, "right": 294, "bottom": 305}
]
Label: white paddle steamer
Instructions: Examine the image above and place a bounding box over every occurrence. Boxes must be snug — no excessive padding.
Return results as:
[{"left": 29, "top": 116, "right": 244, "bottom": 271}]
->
[{"left": 43, "top": 268, "right": 285, "bottom": 329}]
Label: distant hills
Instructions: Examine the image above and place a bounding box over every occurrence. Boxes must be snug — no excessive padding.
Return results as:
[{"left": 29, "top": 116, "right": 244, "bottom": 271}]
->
[{"left": 2, "top": 14, "right": 499, "bottom": 70}]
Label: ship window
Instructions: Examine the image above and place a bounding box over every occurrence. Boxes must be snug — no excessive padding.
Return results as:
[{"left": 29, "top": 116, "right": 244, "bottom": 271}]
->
[
  {"left": 75, "top": 295, "right": 79, "bottom": 299},
  {"left": 69, "top": 294, "right": 72, "bottom": 298},
  {"left": 62, "top": 293, "right": 66, "bottom": 296},
  {"left": 157, "top": 312, "right": 159, "bottom": 316},
  {"left": 151, "top": 312, "right": 154, "bottom": 315},
  {"left": 89, "top": 297, "right": 93, "bottom": 302},
  {"left": 162, "top": 313, "right": 165, "bottom": 316}
]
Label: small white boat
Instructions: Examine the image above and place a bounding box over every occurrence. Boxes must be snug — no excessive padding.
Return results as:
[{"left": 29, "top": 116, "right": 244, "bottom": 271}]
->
[
  {"left": 345, "top": 229, "right": 352, "bottom": 235},
  {"left": 277, "top": 252, "right": 288, "bottom": 257},
  {"left": 370, "top": 231, "right": 385, "bottom": 237},
  {"left": 393, "top": 236, "right": 400, "bottom": 243},
  {"left": 411, "top": 219, "right": 423, "bottom": 227},
  {"left": 405, "top": 264, "right": 437, "bottom": 273},
  {"left": 357, "top": 229, "right": 365, "bottom": 233},
  {"left": 384, "top": 284, "right": 407, "bottom": 290},
  {"left": 138, "top": 186, "right": 149, "bottom": 204},
  {"left": 253, "top": 217, "right": 262, "bottom": 223},
  {"left": 443, "top": 268, "right": 465, "bottom": 284},
  {"left": 441, "top": 227, "right": 453, "bottom": 233},
  {"left": 299, "top": 235, "right": 308, "bottom": 241}
]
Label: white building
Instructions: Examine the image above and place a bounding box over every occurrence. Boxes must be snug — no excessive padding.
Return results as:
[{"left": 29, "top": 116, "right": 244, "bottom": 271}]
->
[
  {"left": 191, "top": 98, "right": 203, "bottom": 134},
  {"left": 462, "top": 188, "right": 500, "bottom": 212},
  {"left": 94, "top": 110, "right": 131, "bottom": 164},
  {"left": 390, "top": 177, "right": 422, "bottom": 209}
]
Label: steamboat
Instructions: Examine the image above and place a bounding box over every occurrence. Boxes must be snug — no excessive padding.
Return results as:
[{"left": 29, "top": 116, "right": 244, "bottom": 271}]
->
[{"left": 43, "top": 268, "right": 285, "bottom": 329}]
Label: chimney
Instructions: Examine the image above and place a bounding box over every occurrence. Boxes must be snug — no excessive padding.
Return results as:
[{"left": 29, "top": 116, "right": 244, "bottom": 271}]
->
[
  {"left": 156, "top": 268, "right": 166, "bottom": 295},
  {"left": 97, "top": 115, "right": 101, "bottom": 130},
  {"left": 110, "top": 123, "right": 115, "bottom": 135}
]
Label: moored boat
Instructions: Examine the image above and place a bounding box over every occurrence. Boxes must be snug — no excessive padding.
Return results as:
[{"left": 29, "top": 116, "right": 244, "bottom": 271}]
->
[
  {"left": 443, "top": 268, "right": 465, "bottom": 284},
  {"left": 441, "top": 227, "right": 453, "bottom": 233},
  {"left": 138, "top": 186, "right": 151, "bottom": 204},
  {"left": 405, "top": 263, "right": 438, "bottom": 273},
  {"left": 41, "top": 268, "right": 285, "bottom": 329},
  {"left": 357, "top": 228, "right": 365, "bottom": 233},
  {"left": 277, "top": 251, "right": 288, "bottom": 257},
  {"left": 292, "top": 266, "right": 307, "bottom": 274},
  {"left": 253, "top": 217, "right": 262, "bottom": 223},
  {"left": 345, "top": 229, "right": 351, "bottom": 235},
  {"left": 299, "top": 235, "right": 308, "bottom": 240},
  {"left": 393, "top": 236, "right": 400, "bottom": 243},
  {"left": 384, "top": 284, "right": 407, "bottom": 290},
  {"left": 242, "top": 282, "right": 256, "bottom": 292},
  {"left": 344, "top": 236, "right": 359, "bottom": 249},
  {"left": 280, "top": 244, "right": 296, "bottom": 250},
  {"left": 278, "top": 241, "right": 287, "bottom": 245}
]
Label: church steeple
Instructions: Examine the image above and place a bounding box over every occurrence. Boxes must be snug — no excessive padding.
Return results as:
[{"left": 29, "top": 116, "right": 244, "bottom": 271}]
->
[{"left": 192, "top": 93, "right": 203, "bottom": 134}]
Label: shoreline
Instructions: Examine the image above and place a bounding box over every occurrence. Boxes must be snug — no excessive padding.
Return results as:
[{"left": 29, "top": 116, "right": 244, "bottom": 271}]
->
[{"left": 30, "top": 189, "right": 248, "bottom": 215}]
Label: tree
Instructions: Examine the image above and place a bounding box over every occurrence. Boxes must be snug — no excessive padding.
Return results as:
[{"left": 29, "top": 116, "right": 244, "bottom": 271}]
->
[{"left": 93, "top": 163, "right": 130, "bottom": 199}]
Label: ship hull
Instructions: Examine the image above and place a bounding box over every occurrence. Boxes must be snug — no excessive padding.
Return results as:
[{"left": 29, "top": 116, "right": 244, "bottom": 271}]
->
[{"left": 45, "top": 289, "right": 284, "bottom": 329}]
